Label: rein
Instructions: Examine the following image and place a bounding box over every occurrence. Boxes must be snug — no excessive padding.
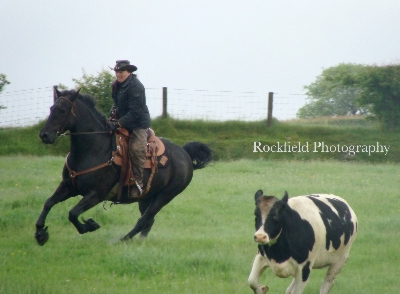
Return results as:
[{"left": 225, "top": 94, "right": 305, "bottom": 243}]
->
[{"left": 61, "top": 131, "right": 110, "bottom": 136}]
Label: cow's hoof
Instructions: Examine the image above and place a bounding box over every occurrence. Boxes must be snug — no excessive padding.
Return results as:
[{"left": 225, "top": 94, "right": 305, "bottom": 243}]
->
[
  {"left": 35, "top": 226, "right": 49, "bottom": 246},
  {"left": 83, "top": 218, "right": 100, "bottom": 232},
  {"left": 258, "top": 285, "right": 269, "bottom": 294}
]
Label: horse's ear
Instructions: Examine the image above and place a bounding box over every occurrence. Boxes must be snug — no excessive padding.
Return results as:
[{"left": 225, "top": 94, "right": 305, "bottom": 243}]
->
[
  {"left": 70, "top": 88, "right": 81, "bottom": 102},
  {"left": 53, "top": 86, "right": 61, "bottom": 101}
]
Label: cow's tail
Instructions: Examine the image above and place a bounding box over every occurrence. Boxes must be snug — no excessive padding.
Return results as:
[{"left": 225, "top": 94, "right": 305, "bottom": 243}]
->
[{"left": 182, "top": 141, "right": 212, "bottom": 170}]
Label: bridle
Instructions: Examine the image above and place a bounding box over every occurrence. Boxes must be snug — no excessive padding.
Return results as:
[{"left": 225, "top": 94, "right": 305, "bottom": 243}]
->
[
  {"left": 56, "top": 96, "right": 76, "bottom": 137},
  {"left": 55, "top": 96, "right": 110, "bottom": 137}
]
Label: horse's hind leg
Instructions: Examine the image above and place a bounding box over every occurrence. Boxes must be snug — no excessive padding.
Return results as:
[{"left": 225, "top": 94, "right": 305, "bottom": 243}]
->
[
  {"left": 121, "top": 191, "right": 177, "bottom": 241},
  {"left": 138, "top": 199, "right": 155, "bottom": 237},
  {"left": 68, "top": 191, "right": 102, "bottom": 234},
  {"left": 35, "top": 182, "right": 74, "bottom": 245}
]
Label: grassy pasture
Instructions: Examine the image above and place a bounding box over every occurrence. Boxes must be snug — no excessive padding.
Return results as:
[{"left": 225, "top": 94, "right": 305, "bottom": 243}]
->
[{"left": 0, "top": 157, "right": 399, "bottom": 293}]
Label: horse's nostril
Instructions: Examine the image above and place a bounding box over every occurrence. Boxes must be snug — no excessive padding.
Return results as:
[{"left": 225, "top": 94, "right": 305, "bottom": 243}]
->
[{"left": 39, "top": 132, "right": 49, "bottom": 141}]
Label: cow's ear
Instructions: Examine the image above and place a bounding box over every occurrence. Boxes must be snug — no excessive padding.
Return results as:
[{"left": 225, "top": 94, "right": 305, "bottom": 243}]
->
[
  {"left": 254, "top": 190, "right": 263, "bottom": 202},
  {"left": 282, "top": 191, "right": 289, "bottom": 203}
]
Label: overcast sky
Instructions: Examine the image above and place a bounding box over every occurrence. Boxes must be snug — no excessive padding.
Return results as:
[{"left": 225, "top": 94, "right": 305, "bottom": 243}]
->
[{"left": 1, "top": 1, "right": 400, "bottom": 111}]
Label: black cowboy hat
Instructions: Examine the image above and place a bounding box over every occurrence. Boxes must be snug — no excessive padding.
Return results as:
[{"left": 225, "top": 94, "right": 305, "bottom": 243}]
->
[{"left": 112, "top": 60, "right": 137, "bottom": 72}]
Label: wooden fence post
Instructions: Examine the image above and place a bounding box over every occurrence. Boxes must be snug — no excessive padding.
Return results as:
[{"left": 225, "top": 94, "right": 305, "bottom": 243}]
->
[
  {"left": 162, "top": 87, "right": 168, "bottom": 119},
  {"left": 267, "top": 92, "right": 273, "bottom": 127}
]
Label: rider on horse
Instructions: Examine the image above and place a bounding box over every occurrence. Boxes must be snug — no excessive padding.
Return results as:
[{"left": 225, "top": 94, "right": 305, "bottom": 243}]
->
[{"left": 108, "top": 60, "right": 151, "bottom": 198}]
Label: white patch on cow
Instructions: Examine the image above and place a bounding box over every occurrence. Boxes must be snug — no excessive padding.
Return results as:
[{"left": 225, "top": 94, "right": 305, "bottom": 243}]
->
[{"left": 269, "top": 258, "right": 298, "bottom": 278}]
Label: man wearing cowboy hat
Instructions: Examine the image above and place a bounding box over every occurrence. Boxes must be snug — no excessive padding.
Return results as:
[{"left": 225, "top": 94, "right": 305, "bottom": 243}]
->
[{"left": 108, "top": 60, "right": 151, "bottom": 198}]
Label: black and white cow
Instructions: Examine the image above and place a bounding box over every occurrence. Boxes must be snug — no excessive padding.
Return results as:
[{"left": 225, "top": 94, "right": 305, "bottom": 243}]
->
[{"left": 248, "top": 190, "right": 358, "bottom": 294}]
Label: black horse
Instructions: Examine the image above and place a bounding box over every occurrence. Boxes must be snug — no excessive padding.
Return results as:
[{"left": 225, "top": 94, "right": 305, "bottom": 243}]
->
[{"left": 35, "top": 88, "right": 212, "bottom": 246}]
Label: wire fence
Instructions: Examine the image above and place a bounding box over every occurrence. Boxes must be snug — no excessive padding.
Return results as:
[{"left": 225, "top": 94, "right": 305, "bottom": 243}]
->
[
  {"left": 0, "top": 87, "right": 53, "bottom": 128},
  {"left": 0, "top": 87, "right": 307, "bottom": 128}
]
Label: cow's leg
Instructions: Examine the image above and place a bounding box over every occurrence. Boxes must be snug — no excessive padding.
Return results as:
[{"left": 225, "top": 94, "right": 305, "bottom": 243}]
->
[
  {"left": 288, "top": 262, "right": 312, "bottom": 294},
  {"left": 35, "top": 181, "right": 74, "bottom": 245},
  {"left": 286, "top": 280, "right": 295, "bottom": 294},
  {"left": 288, "top": 276, "right": 307, "bottom": 294},
  {"left": 319, "top": 256, "right": 348, "bottom": 294},
  {"left": 68, "top": 191, "right": 101, "bottom": 234},
  {"left": 248, "top": 253, "right": 269, "bottom": 294}
]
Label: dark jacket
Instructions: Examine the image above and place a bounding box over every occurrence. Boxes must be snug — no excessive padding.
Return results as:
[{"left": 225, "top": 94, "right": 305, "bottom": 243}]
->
[{"left": 111, "top": 74, "right": 151, "bottom": 132}]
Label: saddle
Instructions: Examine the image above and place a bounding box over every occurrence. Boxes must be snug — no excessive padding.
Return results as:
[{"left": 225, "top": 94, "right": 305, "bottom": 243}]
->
[{"left": 112, "top": 128, "right": 167, "bottom": 200}]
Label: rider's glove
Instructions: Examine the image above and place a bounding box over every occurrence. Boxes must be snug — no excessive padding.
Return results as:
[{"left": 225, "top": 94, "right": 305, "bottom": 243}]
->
[
  {"left": 109, "top": 106, "right": 117, "bottom": 118},
  {"left": 107, "top": 121, "right": 121, "bottom": 133}
]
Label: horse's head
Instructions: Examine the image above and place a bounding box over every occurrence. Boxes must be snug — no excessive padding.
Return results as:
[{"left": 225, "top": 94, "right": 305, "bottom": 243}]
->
[{"left": 39, "top": 87, "right": 80, "bottom": 144}]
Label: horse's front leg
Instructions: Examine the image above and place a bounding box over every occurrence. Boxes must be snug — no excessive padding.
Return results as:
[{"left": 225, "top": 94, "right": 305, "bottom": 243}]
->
[
  {"left": 35, "top": 181, "right": 75, "bottom": 246},
  {"left": 68, "top": 190, "right": 101, "bottom": 234}
]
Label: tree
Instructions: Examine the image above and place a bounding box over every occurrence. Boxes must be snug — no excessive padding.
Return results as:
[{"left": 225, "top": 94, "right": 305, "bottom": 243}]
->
[
  {"left": 353, "top": 64, "right": 400, "bottom": 130},
  {"left": 0, "top": 73, "right": 10, "bottom": 110},
  {"left": 0, "top": 74, "right": 10, "bottom": 93},
  {"left": 297, "top": 64, "right": 369, "bottom": 118},
  {"left": 299, "top": 63, "right": 400, "bottom": 130},
  {"left": 72, "top": 69, "right": 115, "bottom": 115}
]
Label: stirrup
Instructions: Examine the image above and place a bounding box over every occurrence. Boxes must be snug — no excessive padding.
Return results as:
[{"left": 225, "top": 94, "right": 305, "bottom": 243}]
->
[
  {"left": 135, "top": 182, "right": 143, "bottom": 196},
  {"left": 129, "top": 182, "right": 143, "bottom": 198}
]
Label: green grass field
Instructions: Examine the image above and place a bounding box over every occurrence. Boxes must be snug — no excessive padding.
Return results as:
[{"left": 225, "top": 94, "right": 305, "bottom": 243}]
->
[{"left": 0, "top": 157, "right": 398, "bottom": 293}]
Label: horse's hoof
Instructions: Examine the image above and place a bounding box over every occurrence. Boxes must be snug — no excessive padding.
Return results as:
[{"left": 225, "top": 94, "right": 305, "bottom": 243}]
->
[
  {"left": 120, "top": 235, "right": 130, "bottom": 242},
  {"left": 83, "top": 218, "right": 100, "bottom": 232},
  {"left": 35, "top": 226, "right": 49, "bottom": 246}
]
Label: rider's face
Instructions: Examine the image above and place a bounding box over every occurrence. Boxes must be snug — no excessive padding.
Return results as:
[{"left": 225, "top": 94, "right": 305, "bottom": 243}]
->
[{"left": 115, "top": 70, "right": 130, "bottom": 83}]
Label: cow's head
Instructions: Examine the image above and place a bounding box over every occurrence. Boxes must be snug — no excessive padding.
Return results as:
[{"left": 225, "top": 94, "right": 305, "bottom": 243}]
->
[{"left": 254, "top": 190, "right": 289, "bottom": 245}]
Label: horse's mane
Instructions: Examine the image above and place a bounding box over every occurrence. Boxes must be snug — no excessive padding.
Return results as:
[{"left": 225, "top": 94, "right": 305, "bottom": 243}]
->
[{"left": 60, "top": 89, "right": 107, "bottom": 120}]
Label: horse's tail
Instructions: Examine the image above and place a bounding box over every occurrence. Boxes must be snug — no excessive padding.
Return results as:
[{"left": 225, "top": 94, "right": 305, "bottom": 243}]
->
[{"left": 182, "top": 141, "right": 212, "bottom": 170}]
